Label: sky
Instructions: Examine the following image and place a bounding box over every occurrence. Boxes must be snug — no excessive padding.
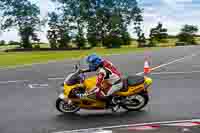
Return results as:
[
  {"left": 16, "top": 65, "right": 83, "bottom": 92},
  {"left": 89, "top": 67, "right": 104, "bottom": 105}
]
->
[{"left": 1, "top": 0, "right": 200, "bottom": 42}]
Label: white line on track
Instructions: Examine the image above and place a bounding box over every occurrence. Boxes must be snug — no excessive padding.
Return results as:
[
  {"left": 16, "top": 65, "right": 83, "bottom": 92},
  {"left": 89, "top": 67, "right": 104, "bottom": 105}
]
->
[
  {"left": 53, "top": 119, "right": 200, "bottom": 133},
  {"left": 48, "top": 77, "right": 65, "bottom": 80},
  {"left": 136, "top": 53, "right": 198, "bottom": 75},
  {"left": 28, "top": 84, "right": 34, "bottom": 88},
  {"left": 28, "top": 84, "right": 49, "bottom": 88},
  {"left": 0, "top": 80, "right": 28, "bottom": 84},
  {"left": 0, "top": 77, "right": 64, "bottom": 85},
  {"left": 151, "top": 71, "right": 200, "bottom": 75}
]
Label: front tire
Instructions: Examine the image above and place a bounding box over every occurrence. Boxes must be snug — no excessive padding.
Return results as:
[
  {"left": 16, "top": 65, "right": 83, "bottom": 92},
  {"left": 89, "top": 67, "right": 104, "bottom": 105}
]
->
[
  {"left": 56, "top": 98, "right": 80, "bottom": 114},
  {"left": 122, "top": 93, "right": 149, "bottom": 111}
]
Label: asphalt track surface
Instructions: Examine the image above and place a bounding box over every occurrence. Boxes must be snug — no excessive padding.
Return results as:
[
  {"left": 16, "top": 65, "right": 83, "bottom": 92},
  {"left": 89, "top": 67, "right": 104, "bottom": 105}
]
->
[{"left": 1, "top": 46, "right": 200, "bottom": 133}]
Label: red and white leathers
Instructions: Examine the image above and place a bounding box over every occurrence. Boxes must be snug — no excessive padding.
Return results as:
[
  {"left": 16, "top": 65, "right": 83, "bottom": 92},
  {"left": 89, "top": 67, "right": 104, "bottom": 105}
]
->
[{"left": 89, "top": 59, "right": 123, "bottom": 98}]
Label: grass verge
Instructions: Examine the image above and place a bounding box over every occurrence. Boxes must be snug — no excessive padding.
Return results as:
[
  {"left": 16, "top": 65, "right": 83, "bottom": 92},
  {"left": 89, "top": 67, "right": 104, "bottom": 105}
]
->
[{"left": 0, "top": 47, "right": 160, "bottom": 68}]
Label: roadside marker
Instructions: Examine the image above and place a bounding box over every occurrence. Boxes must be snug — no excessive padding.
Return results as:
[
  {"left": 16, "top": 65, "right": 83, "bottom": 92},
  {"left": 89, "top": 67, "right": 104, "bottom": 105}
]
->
[{"left": 144, "top": 55, "right": 151, "bottom": 75}]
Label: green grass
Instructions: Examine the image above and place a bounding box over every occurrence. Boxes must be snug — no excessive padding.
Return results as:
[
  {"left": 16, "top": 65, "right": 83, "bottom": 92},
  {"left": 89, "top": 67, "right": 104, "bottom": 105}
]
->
[
  {"left": 0, "top": 45, "right": 19, "bottom": 51},
  {"left": 0, "top": 43, "right": 50, "bottom": 51},
  {"left": 0, "top": 47, "right": 159, "bottom": 68},
  {"left": 157, "top": 38, "right": 178, "bottom": 47},
  {"left": 2, "top": 36, "right": 199, "bottom": 68}
]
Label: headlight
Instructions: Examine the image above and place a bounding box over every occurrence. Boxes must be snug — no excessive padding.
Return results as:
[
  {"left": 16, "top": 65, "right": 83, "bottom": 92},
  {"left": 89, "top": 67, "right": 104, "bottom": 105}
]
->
[
  {"left": 144, "top": 77, "right": 152, "bottom": 91},
  {"left": 145, "top": 77, "right": 153, "bottom": 85}
]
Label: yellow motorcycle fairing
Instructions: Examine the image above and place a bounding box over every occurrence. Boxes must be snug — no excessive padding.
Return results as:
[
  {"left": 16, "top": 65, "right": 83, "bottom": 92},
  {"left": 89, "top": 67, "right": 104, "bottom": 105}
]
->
[
  {"left": 63, "top": 76, "right": 97, "bottom": 98},
  {"left": 63, "top": 76, "right": 152, "bottom": 109},
  {"left": 63, "top": 79, "right": 106, "bottom": 109},
  {"left": 63, "top": 83, "right": 82, "bottom": 98}
]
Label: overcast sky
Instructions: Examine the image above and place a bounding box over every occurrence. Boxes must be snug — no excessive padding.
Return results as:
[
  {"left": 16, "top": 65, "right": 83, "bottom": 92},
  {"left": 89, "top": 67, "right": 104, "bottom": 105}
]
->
[{"left": 1, "top": 0, "right": 200, "bottom": 42}]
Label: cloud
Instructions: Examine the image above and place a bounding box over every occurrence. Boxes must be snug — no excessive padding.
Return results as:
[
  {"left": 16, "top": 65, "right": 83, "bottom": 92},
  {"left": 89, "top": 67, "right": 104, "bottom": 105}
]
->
[
  {"left": 162, "top": 0, "right": 192, "bottom": 4},
  {"left": 162, "top": 0, "right": 193, "bottom": 9},
  {"left": 134, "top": 0, "right": 200, "bottom": 38},
  {"left": 0, "top": 30, "right": 20, "bottom": 42}
]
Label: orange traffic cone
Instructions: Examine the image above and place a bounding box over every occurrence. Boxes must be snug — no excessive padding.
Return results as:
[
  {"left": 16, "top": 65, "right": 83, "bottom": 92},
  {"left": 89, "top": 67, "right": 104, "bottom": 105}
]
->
[{"left": 144, "top": 57, "right": 151, "bottom": 74}]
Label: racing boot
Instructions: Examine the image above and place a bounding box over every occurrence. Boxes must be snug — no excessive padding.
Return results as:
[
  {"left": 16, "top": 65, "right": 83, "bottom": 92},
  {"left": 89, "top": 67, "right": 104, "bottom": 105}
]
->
[{"left": 103, "top": 96, "right": 117, "bottom": 109}]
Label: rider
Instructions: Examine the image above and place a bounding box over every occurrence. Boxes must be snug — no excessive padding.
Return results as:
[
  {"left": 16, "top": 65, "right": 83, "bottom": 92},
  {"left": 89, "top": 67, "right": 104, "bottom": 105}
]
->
[{"left": 81, "top": 54, "right": 123, "bottom": 106}]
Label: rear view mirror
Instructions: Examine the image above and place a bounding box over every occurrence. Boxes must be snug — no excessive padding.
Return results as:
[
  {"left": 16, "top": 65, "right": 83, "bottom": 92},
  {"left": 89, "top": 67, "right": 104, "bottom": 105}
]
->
[
  {"left": 60, "top": 83, "right": 64, "bottom": 87},
  {"left": 74, "top": 64, "right": 78, "bottom": 70}
]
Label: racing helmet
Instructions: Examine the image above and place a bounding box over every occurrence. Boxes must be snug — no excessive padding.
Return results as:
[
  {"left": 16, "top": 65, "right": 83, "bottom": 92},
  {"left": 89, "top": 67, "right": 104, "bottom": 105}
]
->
[{"left": 86, "top": 54, "right": 103, "bottom": 71}]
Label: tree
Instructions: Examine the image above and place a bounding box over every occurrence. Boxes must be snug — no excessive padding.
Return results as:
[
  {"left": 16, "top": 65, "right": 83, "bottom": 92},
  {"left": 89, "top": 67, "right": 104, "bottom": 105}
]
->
[
  {"left": 181, "top": 24, "right": 198, "bottom": 33},
  {"left": 137, "top": 33, "right": 147, "bottom": 47},
  {"left": 51, "top": 0, "right": 143, "bottom": 48},
  {"left": 177, "top": 24, "right": 198, "bottom": 45},
  {"left": 51, "top": 0, "right": 88, "bottom": 48},
  {"left": 122, "top": 31, "right": 131, "bottom": 46},
  {"left": 47, "top": 11, "right": 71, "bottom": 48},
  {"left": 149, "top": 22, "right": 168, "bottom": 46},
  {"left": 87, "top": 0, "right": 143, "bottom": 48},
  {"left": 0, "top": 40, "right": 6, "bottom": 46},
  {"left": 134, "top": 25, "right": 147, "bottom": 47},
  {"left": 0, "top": 0, "right": 42, "bottom": 48},
  {"left": 57, "top": 28, "right": 71, "bottom": 48},
  {"left": 47, "top": 12, "right": 59, "bottom": 48}
]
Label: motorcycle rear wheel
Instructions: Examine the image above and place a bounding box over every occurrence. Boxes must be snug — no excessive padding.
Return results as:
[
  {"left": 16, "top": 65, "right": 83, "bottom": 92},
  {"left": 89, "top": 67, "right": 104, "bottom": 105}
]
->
[
  {"left": 56, "top": 98, "right": 80, "bottom": 113},
  {"left": 122, "top": 93, "right": 149, "bottom": 111}
]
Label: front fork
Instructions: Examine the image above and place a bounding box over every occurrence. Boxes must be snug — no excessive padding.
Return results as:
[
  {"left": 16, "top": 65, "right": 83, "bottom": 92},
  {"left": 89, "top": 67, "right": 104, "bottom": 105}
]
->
[{"left": 58, "top": 93, "right": 73, "bottom": 105}]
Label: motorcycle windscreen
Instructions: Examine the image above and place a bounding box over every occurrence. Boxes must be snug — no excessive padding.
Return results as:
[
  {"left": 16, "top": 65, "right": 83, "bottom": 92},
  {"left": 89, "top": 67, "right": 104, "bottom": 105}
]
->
[{"left": 65, "top": 74, "right": 82, "bottom": 86}]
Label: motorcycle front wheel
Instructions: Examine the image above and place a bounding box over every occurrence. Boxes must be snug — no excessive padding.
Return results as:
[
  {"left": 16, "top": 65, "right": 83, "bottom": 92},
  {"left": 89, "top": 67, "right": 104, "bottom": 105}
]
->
[
  {"left": 56, "top": 98, "right": 80, "bottom": 113},
  {"left": 122, "top": 93, "right": 149, "bottom": 111}
]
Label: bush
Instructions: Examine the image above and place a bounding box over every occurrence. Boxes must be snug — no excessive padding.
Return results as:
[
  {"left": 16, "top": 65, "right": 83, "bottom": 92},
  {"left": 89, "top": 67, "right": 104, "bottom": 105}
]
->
[
  {"left": 8, "top": 41, "right": 21, "bottom": 46},
  {"left": 177, "top": 32, "right": 195, "bottom": 45},
  {"left": 103, "top": 35, "right": 123, "bottom": 48},
  {"left": 147, "top": 38, "right": 157, "bottom": 47},
  {"left": 148, "top": 42, "right": 157, "bottom": 47},
  {"left": 87, "top": 35, "right": 99, "bottom": 47},
  {"left": 122, "top": 32, "right": 131, "bottom": 46},
  {"left": 159, "top": 39, "right": 169, "bottom": 43},
  {"left": 137, "top": 33, "right": 147, "bottom": 47},
  {"left": 176, "top": 25, "right": 199, "bottom": 45},
  {"left": 175, "top": 42, "right": 187, "bottom": 46},
  {"left": 34, "top": 44, "right": 40, "bottom": 49},
  {"left": 75, "top": 35, "right": 86, "bottom": 49}
]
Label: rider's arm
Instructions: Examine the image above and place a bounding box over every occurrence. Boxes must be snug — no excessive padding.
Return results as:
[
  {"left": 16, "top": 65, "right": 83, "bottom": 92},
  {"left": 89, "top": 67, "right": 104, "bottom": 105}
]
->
[
  {"left": 87, "top": 72, "right": 105, "bottom": 95},
  {"left": 96, "top": 72, "right": 105, "bottom": 88}
]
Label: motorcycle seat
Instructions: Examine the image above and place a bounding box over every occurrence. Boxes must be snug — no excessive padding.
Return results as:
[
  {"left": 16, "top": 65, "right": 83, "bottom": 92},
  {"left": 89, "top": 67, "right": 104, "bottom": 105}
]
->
[
  {"left": 120, "top": 75, "right": 145, "bottom": 92},
  {"left": 127, "top": 75, "right": 145, "bottom": 86}
]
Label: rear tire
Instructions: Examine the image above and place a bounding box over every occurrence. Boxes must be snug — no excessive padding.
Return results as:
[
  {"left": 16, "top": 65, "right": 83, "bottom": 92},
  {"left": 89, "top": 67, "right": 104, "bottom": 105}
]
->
[
  {"left": 122, "top": 93, "right": 149, "bottom": 111},
  {"left": 56, "top": 98, "right": 80, "bottom": 114}
]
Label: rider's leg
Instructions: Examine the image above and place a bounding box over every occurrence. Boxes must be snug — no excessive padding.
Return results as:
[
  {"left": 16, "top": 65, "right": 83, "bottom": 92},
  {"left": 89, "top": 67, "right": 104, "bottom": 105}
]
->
[
  {"left": 106, "top": 82, "right": 123, "bottom": 96},
  {"left": 88, "top": 82, "right": 123, "bottom": 107},
  {"left": 105, "top": 82, "right": 123, "bottom": 106}
]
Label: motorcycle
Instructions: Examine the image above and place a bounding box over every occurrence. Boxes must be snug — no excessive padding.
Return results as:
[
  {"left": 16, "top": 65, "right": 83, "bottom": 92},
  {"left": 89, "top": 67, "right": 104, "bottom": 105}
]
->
[{"left": 56, "top": 62, "right": 153, "bottom": 113}]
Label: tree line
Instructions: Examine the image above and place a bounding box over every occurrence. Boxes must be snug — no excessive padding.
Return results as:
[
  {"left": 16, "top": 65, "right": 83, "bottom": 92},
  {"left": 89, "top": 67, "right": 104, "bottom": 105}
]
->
[{"left": 0, "top": 0, "right": 199, "bottom": 48}]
